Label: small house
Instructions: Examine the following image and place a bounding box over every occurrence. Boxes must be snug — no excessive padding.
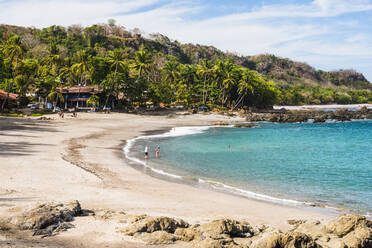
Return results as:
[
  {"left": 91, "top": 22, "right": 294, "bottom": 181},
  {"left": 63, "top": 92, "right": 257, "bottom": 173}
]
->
[
  {"left": 0, "top": 89, "right": 18, "bottom": 108},
  {"left": 60, "top": 86, "right": 102, "bottom": 110}
]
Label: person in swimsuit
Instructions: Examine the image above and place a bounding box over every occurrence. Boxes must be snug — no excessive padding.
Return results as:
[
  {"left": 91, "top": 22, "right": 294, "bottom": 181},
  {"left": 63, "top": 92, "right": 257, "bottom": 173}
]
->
[
  {"left": 155, "top": 146, "right": 160, "bottom": 158},
  {"left": 145, "top": 146, "right": 149, "bottom": 159}
]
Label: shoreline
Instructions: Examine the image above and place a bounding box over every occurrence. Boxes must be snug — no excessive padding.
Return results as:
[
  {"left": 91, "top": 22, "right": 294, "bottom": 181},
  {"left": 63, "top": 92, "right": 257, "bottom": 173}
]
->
[
  {"left": 274, "top": 103, "right": 372, "bottom": 111},
  {"left": 122, "top": 124, "right": 364, "bottom": 218},
  {"left": 0, "top": 112, "right": 365, "bottom": 247}
]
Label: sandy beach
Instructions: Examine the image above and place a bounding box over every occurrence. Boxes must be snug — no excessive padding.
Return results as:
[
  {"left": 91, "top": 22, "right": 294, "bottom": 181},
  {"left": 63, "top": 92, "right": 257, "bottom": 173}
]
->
[{"left": 0, "top": 112, "right": 344, "bottom": 247}]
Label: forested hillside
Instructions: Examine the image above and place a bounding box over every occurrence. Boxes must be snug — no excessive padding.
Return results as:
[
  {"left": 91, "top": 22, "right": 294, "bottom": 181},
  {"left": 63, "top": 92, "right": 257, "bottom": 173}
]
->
[{"left": 0, "top": 22, "right": 371, "bottom": 110}]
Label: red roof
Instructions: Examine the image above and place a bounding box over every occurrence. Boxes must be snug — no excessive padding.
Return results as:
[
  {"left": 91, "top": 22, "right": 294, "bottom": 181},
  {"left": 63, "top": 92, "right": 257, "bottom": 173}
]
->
[
  {"left": 60, "top": 86, "right": 102, "bottom": 94},
  {"left": 0, "top": 90, "right": 18, "bottom": 100}
]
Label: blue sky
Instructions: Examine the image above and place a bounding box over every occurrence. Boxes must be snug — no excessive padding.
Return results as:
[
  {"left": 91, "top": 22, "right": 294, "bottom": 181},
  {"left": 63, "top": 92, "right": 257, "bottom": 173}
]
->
[{"left": 1, "top": 0, "right": 372, "bottom": 82}]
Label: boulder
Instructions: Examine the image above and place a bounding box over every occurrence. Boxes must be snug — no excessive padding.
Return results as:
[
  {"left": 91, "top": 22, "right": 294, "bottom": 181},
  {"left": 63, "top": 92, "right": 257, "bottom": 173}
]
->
[
  {"left": 341, "top": 226, "right": 372, "bottom": 248},
  {"left": 251, "top": 231, "right": 320, "bottom": 248},
  {"left": 292, "top": 220, "right": 329, "bottom": 243},
  {"left": 138, "top": 230, "right": 176, "bottom": 245},
  {"left": 213, "top": 121, "right": 230, "bottom": 126},
  {"left": 121, "top": 216, "right": 189, "bottom": 235},
  {"left": 325, "top": 214, "right": 370, "bottom": 238},
  {"left": 198, "top": 219, "right": 254, "bottom": 238},
  {"left": 175, "top": 227, "right": 200, "bottom": 241},
  {"left": 280, "top": 232, "right": 320, "bottom": 248},
  {"left": 10, "top": 201, "right": 82, "bottom": 236},
  {"left": 192, "top": 238, "right": 224, "bottom": 248},
  {"left": 192, "top": 237, "right": 244, "bottom": 248},
  {"left": 234, "top": 123, "right": 256, "bottom": 128},
  {"left": 250, "top": 232, "right": 281, "bottom": 248}
]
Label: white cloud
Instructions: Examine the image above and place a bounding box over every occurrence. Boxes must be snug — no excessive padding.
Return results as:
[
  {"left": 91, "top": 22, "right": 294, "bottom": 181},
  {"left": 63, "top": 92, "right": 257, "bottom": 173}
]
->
[{"left": 0, "top": 0, "right": 162, "bottom": 27}]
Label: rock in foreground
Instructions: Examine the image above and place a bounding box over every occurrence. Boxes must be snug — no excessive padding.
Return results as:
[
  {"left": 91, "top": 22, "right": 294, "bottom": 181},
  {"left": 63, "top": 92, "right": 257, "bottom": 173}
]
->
[
  {"left": 10, "top": 200, "right": 83, "bottom": 237},
  {"left": 118, "top": 214, "right": 372, "bottom": 248}
]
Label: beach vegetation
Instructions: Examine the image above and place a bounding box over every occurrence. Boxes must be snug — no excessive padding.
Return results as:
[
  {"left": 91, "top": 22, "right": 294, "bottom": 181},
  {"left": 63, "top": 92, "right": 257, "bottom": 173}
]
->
[{"left": 0, "top": 22, "right": 371, "bottom": 112}]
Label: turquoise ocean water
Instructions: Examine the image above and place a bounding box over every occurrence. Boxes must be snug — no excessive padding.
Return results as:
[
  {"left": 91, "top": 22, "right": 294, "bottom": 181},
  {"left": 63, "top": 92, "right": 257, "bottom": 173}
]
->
[{"left": 125, "top": 120, "right": 372, "bottom": 216}]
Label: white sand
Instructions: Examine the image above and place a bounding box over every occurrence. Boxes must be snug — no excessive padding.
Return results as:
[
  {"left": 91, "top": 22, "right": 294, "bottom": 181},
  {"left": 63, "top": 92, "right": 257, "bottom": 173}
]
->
[{"left": 0, "top": 112, "right": 334, "bottom": 247}]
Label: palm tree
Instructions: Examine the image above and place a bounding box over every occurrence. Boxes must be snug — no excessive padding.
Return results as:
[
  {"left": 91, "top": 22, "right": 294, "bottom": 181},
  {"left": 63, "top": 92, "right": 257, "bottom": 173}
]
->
[
  {"left": 44, "top": 43, "right": 60, "bottom": 79},
  {"left": 0, "top": 35, "right": 25, "bottom": 110},
  {"left": 47, "top": 81, "right": 65, "bottom": 111},
  {"left": 232, "top": 69, "right": 255, "bottom": 110},
  {"left": 132, "top": 49, "right": 153, "bottom": 80},
  {"left": 104, "top": 48, "right": 128, "bottom": 108},
  {"left": 179, "top": 64, "right": 196, "bottom": 90},
  {"left": 162, "top": 60, "right": 180, "bottom": 89},
  {"left": 43, "top": 43, "right": 63, "bottom": 111},
  {"left": 71, "top": 50, "right": 90, "bottom": 85},
  {"left": 196, "top": 59, "right": 213, "bottom": 104},
  {"left": 14, "top": 58, "right": 39, "bottom": 97}
]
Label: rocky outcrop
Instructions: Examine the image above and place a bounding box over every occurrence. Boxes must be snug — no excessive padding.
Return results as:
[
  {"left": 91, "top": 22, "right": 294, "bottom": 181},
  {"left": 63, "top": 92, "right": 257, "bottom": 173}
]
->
[
  {"left": 9, "top": 201, "right": 83, "bottom": 237},
  {"left": 289, "top": 214, "right": 372, "bottom": 248},
  {"left": 5, "top": 202, "right": 371, "bottom": 248},
  {"left": 197, "top": 219, "right": 254, "bottom": 238},
  {"left": 118, "top": 214, "right": 372, "bottom": 248},
  {"left": 138, "top": 230, "right": 177, "bottom": 244},
  {"left": 213, "top": 121, "right": 230, "bottom": 126},
  {"left": 246, "top": 108, "right": 372, "bottom": 123},
  {"left": 234, "top": 123, "right": 257, "bottom": 128},
  {"left": 324, "top": 214, "right": 372, "bottom": 248},
  {"left": 250, "top": 231, "right": 320, "bottom": 248},
  {"left": 121, "top": 216, "right": 189, "bottom": 236}
]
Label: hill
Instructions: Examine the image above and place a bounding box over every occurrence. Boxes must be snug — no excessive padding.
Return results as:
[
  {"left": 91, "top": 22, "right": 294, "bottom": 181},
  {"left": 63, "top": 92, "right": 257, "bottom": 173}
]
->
[{"left": 0, "top": 23, "right": 371, "bottom": 108}]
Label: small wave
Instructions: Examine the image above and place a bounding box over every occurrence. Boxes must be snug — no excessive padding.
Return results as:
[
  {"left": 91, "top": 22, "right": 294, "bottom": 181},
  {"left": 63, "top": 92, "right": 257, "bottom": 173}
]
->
[
  {"left": 198, "top": 178, "right": 304, "bottom": 206},
  {"left": 123, "top": 126, "right": 213, "bottom": 179},
  {"left": 145, "top": 126, "right": 212, "bottom": 139},
  {"left": 124, "top": 141, "right": 183, "bottom": 180}
]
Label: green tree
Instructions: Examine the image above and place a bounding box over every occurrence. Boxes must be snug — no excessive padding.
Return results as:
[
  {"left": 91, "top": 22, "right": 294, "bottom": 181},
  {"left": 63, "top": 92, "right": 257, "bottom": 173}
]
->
[
  {"left": 71, "top": 50, "right": 90, "bottom": 85},
  {"left": 104, "top": 48, "right": 129, "bottom": 108},
  {"left": 0, "top": 35, "right": 25, "bottom": 109},
  {"left": 196, "top": 59, "right": 214, "bottom": 104},
  {"left": 132, "top": 49, "right": 153, "bottom": 80}
]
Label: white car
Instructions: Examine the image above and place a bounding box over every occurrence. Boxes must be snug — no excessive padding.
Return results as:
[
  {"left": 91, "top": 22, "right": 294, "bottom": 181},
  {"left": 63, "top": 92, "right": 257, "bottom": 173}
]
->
[{"left": 27, "top": 103, "right": 39, "bottom": 110}]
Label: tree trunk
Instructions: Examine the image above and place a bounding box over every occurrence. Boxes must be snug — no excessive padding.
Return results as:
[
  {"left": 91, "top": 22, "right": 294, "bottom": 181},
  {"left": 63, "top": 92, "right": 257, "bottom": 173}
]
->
[
  {"left": 104, "top": 63, "right": 118, "bottom": 109},
  {"left": 202, "top": 75, "right": 207, "bottom": 104},
  {"left": 1, "top": 55, "right": 18, "bottom": 110},
  {"left": 232, "top": 94, "right": 245, "bottom": 110}
]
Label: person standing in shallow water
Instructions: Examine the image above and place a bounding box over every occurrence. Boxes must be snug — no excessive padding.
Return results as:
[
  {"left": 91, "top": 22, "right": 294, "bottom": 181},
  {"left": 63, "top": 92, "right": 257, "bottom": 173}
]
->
[
  {"left": 155, "top": 146, "right": 160, "bottom": 158},
  {"left": 145, "top": 146, "right": 149, "bottom": 159}
]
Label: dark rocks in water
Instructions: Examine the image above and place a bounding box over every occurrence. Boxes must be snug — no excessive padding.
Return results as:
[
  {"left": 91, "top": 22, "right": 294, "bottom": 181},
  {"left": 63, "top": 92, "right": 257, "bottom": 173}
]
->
[
  {"left": 234, "top": 123, "right": 257, "bottom": 128},
  {"left": 213, "top": 121, "right": 230, "bottom": 126},
  {"left": 246, "top": 107, "right": 371, "bottom": 123},
  {"left": 313, "top": 117, "right": 326, "bottom": 123}
]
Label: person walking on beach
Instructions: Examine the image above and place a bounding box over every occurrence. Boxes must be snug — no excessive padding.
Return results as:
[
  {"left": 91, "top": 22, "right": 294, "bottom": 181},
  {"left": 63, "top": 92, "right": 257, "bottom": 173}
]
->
[
  {"left": 145, "top": 146, "right": 149, "bottom": 159},
  {"left": 155, "top": 146, "right": 160, "bottom": 158}
]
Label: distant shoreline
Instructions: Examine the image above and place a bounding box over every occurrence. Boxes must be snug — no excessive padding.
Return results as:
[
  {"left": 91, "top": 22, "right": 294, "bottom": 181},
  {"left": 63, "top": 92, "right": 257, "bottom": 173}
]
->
[{"left": 274, "top": 103, "right": 372, "bottom": 111}]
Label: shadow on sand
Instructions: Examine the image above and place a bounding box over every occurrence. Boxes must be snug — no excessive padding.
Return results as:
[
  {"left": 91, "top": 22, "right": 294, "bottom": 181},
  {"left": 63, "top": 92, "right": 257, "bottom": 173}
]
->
[{"left": 0, "top": 117, "right": 58, "bottom": 156}]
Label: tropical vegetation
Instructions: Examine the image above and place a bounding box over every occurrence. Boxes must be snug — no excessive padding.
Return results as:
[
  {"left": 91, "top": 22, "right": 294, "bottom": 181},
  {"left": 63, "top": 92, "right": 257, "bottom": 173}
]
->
[{"left": 0, "top": 22, "right": 371, "bottom": 111}]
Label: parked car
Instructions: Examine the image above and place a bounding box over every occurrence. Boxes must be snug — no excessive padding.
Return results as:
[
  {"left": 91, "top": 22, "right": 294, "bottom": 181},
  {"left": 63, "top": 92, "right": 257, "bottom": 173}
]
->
[
  {"left": 27, "top": 103, "right": 39, "bottom": 110},
  {"left": 199, "top": 105, "right": 209, "bottom": 112}
]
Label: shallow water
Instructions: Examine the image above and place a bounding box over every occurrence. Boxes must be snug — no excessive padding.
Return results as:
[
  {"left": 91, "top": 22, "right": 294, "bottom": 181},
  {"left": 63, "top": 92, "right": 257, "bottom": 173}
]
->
[{"left": 126, "top": 120, "right": 372, "bottom": 216}]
